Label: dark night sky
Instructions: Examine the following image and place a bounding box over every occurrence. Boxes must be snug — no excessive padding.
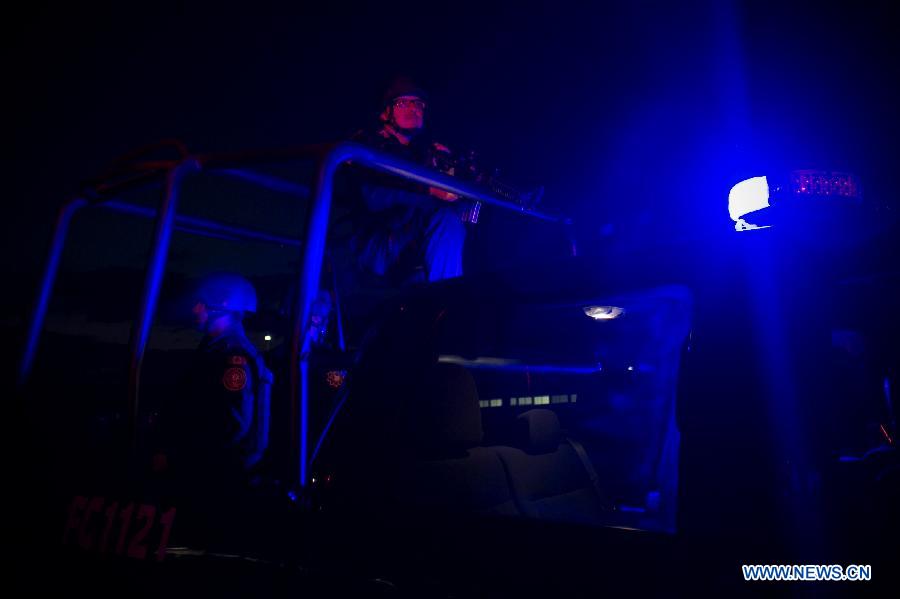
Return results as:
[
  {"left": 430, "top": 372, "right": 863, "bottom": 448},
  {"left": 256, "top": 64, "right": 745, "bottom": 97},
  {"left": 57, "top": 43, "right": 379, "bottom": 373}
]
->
[{"left": 6, "top": 0, "right": 900, "bottom": 324}]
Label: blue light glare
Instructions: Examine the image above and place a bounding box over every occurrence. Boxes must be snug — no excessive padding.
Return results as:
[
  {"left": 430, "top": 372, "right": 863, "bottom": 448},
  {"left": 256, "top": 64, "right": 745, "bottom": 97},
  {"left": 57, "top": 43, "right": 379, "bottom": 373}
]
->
[{"left": 728, "top": 176, "right": 771, "bottom": 230}]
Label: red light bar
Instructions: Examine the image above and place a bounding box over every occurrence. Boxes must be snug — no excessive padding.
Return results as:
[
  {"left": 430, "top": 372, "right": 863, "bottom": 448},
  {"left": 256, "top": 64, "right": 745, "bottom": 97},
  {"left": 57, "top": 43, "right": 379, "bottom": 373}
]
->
[{"left": 790, "top": 170, "right": 861, "bottom": 199}]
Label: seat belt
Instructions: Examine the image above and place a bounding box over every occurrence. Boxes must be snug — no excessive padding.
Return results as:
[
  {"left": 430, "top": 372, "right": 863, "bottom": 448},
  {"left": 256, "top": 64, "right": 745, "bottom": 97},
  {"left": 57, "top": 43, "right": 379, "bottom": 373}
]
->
[{"left": 565, "top": 435, "right": 614, "bottom": 511}]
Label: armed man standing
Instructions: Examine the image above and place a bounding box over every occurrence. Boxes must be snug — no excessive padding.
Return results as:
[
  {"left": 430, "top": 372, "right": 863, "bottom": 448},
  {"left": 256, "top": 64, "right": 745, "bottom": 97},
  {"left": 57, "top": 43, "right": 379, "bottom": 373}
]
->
[{"left": 350, "top": 76, "right": 468, "bottom": 284}]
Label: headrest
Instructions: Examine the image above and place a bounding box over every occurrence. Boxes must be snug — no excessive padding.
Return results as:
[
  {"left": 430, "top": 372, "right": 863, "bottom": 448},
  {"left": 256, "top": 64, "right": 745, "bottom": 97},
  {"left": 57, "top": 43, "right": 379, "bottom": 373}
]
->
[
  {"left": 517, "top": 409, "right": 562, "bottom": 454},
  {"left": 411, "top": 363, "right": 483, "bottom": 454}
]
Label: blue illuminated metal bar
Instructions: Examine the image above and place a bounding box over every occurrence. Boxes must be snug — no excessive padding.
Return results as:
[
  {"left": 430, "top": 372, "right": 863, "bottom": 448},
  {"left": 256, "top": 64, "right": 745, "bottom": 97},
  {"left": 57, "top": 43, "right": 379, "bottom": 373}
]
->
[
  {"left": 127, "top": 159, "right": 200, "bottom": 449},
  {"left": 287, "top": 144, "right": 353, "bottom": 488},
  {"left": 101, "top": 200, "right": 304, "bottom": 247},
  {"left": 194, "top": 142, "right": 572, "bottom": 225},
  {"left": 217, "top": 168, "right": 311, "bottom": 199},
  {"left": 18, "top": 198, "right": 88, "bottom": 387}
]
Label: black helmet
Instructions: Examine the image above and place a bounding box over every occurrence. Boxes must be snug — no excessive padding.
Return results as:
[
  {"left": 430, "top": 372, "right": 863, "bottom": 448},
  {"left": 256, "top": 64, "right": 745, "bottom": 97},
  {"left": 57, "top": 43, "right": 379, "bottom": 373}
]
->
[{"left": 382, "top": 75, "right": 428, "bottom": 108}]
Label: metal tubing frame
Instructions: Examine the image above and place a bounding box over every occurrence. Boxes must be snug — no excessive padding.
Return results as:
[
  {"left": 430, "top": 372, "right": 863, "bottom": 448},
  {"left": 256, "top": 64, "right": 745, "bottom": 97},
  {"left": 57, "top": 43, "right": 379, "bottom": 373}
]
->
[
  {"left": 127, "top": 158, "right": 200, "bottom": 449},
  {"left": 193, "top": 143, "right": 571, "bottom": 225},
  {"left": 18, "top": 167, "right": 313, "bottom": 387},
  {"left": 216, "top": 168, "right": 311, "bottom": 199},
  {"left": 20, "top": 140, "right": 576, "bottom": 490},
  {"left": 284, "top": 142, "right": 573, "bottom": 488},
  {"left": 18, "top": 197, "right": 88, "bottom": 387},
  {"left": 101, "top": 200, "right": 304, "bottom": 247},
  {"left": 289, "top": 144, "right": 352, "bottom": 488}
]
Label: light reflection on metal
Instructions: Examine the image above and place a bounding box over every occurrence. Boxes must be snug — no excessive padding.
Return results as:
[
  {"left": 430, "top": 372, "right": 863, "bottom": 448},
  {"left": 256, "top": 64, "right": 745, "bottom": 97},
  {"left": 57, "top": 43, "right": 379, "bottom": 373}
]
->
[
  {"left": 18, "top": 197, "right": 87, "bottom": 387},
  {"left": 582, "top": 305, "right": 625, "bottom": 320}
]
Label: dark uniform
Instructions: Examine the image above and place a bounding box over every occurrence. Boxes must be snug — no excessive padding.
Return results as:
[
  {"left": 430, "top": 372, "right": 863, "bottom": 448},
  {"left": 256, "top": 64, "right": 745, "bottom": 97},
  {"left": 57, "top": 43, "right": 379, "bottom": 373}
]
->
[
  {"left": 347, "top": 79, "right": 467, "bottom": 285},
  {"left": 171, "top": 326, "right": 272, "bottom": 488},
  {"left": 197, "top": 330, "right": 269, "bottom": 465}
]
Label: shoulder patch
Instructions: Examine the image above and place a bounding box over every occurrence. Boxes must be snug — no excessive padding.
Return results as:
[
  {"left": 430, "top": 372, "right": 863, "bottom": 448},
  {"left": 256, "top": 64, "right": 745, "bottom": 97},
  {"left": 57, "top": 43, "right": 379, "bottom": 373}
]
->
[
  {"left": 228, "top": 355, "right": 247, "bottom": 366},
  {"left": 223, "top": 367, "right": 248, "bottom": 392}
]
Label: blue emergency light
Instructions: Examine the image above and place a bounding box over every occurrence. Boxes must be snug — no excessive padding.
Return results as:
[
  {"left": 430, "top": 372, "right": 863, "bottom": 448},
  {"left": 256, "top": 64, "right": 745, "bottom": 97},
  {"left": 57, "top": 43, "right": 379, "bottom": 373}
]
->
[{"left": 728, "top": 170, "right": 861, "bottom": 232}]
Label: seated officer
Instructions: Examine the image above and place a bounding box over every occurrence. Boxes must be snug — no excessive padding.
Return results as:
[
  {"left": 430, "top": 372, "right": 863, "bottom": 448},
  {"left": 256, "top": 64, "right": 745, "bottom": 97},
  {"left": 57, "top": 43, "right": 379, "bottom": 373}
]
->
[{"left": 170, "top": 272, "right": 273, "bottom": 486}]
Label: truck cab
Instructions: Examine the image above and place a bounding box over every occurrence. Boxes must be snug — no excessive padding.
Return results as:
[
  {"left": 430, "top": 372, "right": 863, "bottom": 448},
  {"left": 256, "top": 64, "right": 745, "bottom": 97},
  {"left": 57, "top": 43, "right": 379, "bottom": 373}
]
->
[{"left": 14, "top": 142, "right": 899, "bottom": 595}]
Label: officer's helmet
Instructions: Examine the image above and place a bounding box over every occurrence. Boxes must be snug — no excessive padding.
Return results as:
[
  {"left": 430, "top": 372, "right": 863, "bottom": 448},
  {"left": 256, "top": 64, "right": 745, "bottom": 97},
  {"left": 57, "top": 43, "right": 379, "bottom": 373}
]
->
[
  {"left": 194, "top": 272, "right": 257, "bottom": 314},
  {"left": 382, "top": 75, "right": 428, "bottom": 108}
]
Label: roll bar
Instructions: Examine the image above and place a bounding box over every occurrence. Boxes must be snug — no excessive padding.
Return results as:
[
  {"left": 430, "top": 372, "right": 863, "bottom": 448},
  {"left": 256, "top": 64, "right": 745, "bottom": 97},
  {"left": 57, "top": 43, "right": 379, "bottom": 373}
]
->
[{"left": 19, "top": 141, "right": 576, "bottom": 489}]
